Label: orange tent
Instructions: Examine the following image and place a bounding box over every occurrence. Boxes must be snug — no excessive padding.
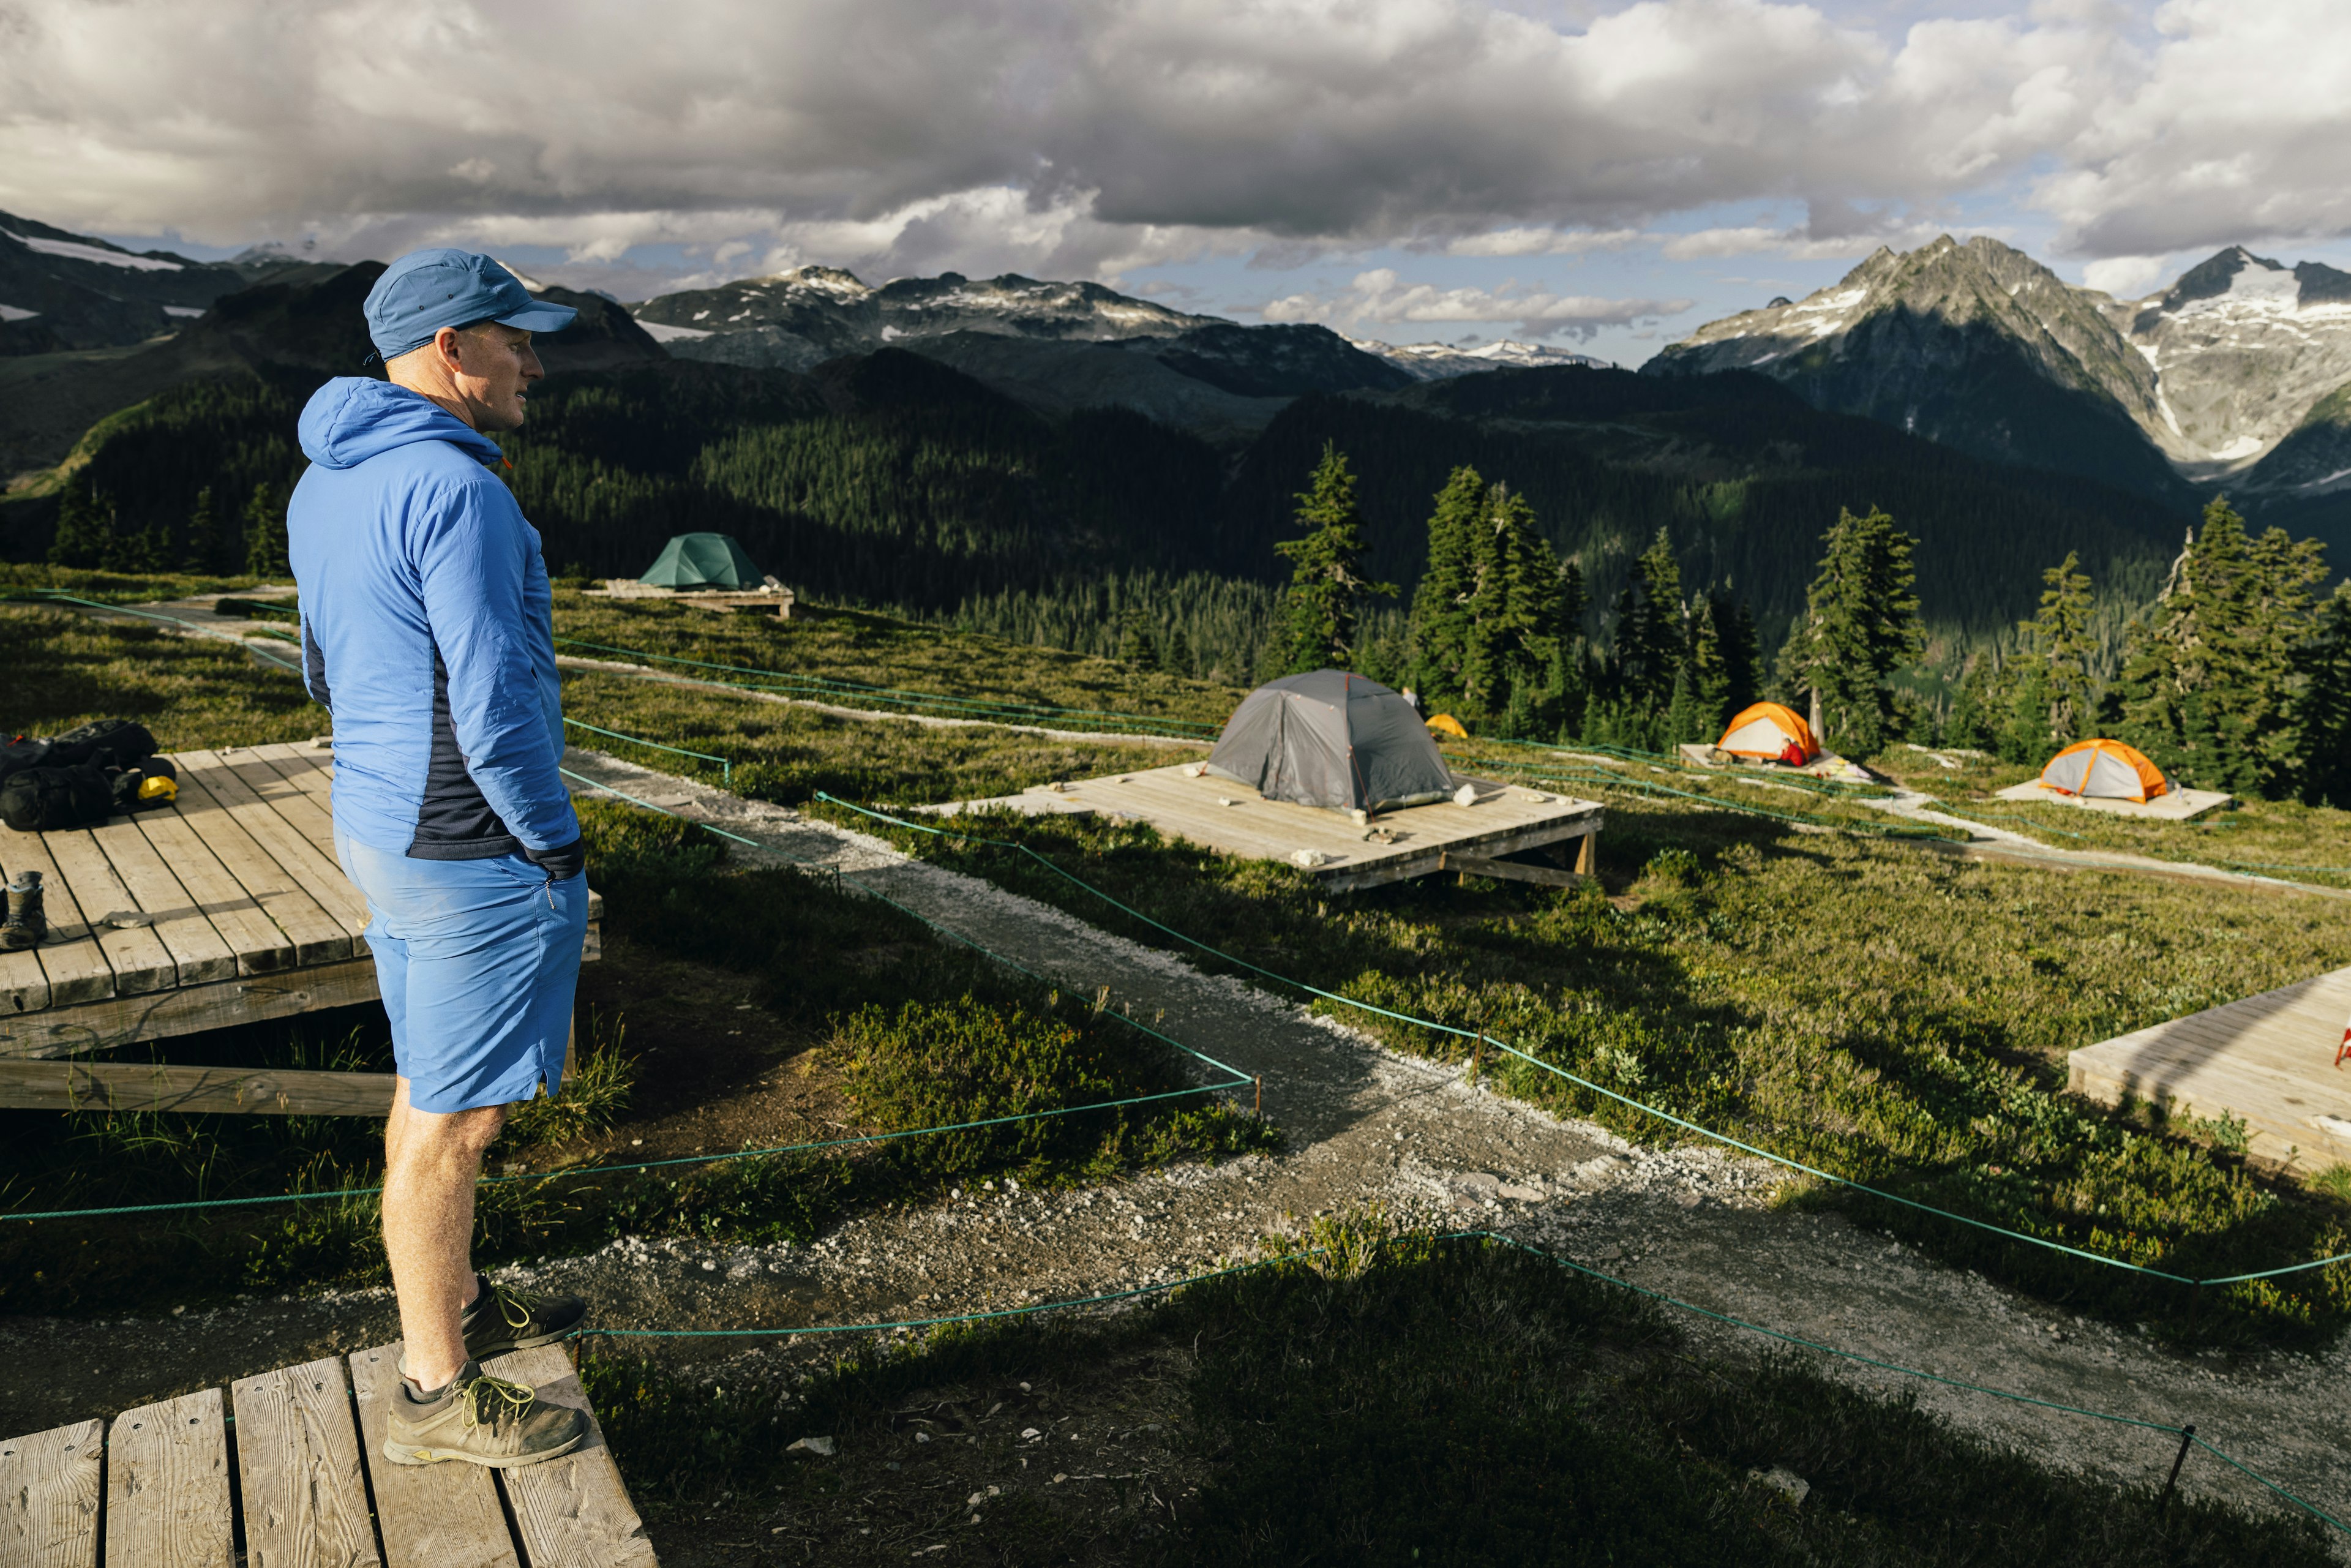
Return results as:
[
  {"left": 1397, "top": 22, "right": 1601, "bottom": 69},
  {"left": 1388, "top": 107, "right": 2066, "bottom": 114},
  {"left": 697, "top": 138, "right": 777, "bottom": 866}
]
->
[
  {"left": 2038, "top": 738, "right": 2172, "bottom": 802},
  {"left": 1717, "top": 701, "right": 1816, "bottom": 763},
  {"left": 1424, "top": 713, "right": 1469, "bottom": 740}
]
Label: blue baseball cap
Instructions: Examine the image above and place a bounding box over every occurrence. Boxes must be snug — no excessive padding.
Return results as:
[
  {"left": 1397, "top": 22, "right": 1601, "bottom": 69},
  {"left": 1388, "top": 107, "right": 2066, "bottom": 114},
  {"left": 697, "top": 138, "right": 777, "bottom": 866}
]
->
[{"left": 362, "top": 248, "right": 578, "bottom": 361}]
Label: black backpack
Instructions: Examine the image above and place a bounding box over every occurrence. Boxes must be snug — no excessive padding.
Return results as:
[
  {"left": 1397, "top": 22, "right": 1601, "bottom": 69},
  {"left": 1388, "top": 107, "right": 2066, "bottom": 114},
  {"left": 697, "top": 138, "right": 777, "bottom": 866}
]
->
[
  {"left": 0, "top": 763, "right": 114, "bottom": 832},
  {"left": 44, "top": 719, "right": 157, "bottom": 771}
]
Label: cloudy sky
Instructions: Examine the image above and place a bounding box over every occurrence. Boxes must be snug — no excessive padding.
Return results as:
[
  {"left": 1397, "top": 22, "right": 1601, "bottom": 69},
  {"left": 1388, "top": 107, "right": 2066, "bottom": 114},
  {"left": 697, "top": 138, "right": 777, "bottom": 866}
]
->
[{"left": 4, "top": 0, "right": 2346, "bottom": 365}]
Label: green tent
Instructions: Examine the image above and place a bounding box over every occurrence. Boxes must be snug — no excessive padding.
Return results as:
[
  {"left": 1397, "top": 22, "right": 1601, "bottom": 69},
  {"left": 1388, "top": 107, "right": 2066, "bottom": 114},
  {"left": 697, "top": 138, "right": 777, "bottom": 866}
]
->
[{"left": 639, "top": 533, "right": 764, "bottom": 590}]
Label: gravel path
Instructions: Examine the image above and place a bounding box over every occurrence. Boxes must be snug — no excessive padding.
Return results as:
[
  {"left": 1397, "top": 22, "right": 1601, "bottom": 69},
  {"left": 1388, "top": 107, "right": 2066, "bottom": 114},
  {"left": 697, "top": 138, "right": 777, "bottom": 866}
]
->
[
  {"left": 6, "top": 653, "right": 2347, "bottom": 1539},
  {"left": 536, "top": 751, "right": 2351, "bottom": 1536}
]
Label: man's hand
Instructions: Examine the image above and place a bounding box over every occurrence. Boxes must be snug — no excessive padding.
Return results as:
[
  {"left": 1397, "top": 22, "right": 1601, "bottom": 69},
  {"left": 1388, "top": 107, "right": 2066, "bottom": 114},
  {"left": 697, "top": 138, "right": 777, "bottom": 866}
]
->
[{"left": 523, "top": 836, "right": 586, "bottom": 882}]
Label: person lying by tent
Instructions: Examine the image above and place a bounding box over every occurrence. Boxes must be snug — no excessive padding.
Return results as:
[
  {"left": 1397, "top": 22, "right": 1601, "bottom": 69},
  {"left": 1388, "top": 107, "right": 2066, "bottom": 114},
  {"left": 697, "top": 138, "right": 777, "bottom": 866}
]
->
[
  {"left": 1206, "top": 670, "right": 1455, "bottom": 815},
  {"left": 2035, "top": 738, "right": 2174, "bottom": 803},
  {"left": 1716, "top": 701, "right": 1817, "bottom": 767}
]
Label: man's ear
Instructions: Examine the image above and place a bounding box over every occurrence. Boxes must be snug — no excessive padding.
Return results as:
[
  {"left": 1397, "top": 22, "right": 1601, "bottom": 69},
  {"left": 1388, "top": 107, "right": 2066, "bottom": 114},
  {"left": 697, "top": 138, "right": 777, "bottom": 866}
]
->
[{"left": 433, "top": 325, "right": 469, "bottom": 373}]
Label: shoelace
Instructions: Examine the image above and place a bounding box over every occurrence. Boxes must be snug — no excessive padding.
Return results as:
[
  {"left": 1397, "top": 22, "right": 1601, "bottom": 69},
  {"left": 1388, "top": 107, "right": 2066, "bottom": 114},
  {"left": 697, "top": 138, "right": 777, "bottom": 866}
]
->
[
  {"left": 459, "top": 1374, "right": 538, "bottom": 1432},
  {"left": 486, "top": 1282, "right": 538, "bottom": 1332}
]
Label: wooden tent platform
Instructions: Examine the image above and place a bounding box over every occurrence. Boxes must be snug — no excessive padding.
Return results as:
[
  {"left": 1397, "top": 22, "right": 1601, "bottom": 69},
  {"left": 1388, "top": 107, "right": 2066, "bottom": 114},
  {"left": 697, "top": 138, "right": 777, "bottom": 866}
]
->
[
  {"left": 931, "top": 763, "right": 1603, "bottom": 892},
  {"left": 0, "top": 1341, "right": 655, "bottom": 1566},
  {"left": 2069, "top": 966, "right": 2351, "bottom": 1169},
  {"left": 0, "top": 742, "right": 598, "bottom": 1064},
  {"left": 1993, "top": 779, "right": 2232, "bottom": 820}
]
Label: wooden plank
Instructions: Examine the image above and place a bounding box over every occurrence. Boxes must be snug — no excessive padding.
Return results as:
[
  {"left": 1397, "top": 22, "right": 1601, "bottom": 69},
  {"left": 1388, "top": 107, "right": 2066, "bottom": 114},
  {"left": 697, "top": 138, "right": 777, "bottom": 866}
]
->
[
  {"left": 217, "top": 748, "right": 337, "bottom": 855},
  {"left": 129, "top": 803, "right": 298, "bottom": 976},
  {"left": 0, "top": 957, "right": 382, "bottom": 1061},
  {"left": 231, "top": 1356, "right": 383, "bottom": 1568},
  {"left": 161, "top": 766, "right": 348, "bottom": 967},
  {"left": 0, "top": 947, "right": 48, "bottom": 1019},
  {"left": 38, "top": 830, "right": 176, "bottom": 994},
  {"left": 173, "top": 752, "right": 369, "bottom": 948},
  {"left": 88, "top": 817, "right": 239, "bottom": 987},
  {"left": 348, "top": 1346, "right": 522, "bottom": 1568},
  {"left": 0, "top": 1060, "right": 394, "bottom": 1116},
  {"left": 104, "top": 1386, "right": 232, "bottom": 1568},
  {"left": 484, "top": 1346, "right": 658, "bottom": 1568},
  {"left": 0, "top": 1419, "right": 102, "bottom": 1567},
  {"left": 1441, "top": 852, "right": 1590, "bottom": 889},
  {"left": 0, "top": 831, "right": 112, "bottom": 1008}
]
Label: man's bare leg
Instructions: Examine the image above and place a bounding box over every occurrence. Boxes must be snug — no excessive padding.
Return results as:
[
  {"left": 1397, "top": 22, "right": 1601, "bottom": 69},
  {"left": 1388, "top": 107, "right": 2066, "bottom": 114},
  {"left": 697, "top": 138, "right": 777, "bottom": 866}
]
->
[{"left": 383, "top": 1075, "right": 507, "bottom": 1391}]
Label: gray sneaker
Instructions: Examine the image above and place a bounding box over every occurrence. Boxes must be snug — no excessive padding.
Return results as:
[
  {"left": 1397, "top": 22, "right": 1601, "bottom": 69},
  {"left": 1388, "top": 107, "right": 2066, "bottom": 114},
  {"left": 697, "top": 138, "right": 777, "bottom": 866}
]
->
[
  {"left": 382, "top": 1362, "right": 588, "bottom": 1469},
  {"left": 460, "top": 1273, "right": 588, "bottom": 1360}
]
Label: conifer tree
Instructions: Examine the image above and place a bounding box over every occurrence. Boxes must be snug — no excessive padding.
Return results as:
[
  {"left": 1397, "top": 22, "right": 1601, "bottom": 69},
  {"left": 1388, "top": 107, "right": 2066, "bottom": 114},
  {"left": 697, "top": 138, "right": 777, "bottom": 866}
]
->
[
  {"left": 1613, "top": 528, "right": 1685, "bottom": 713},
  {"left": 2006, "top": 551, "right": 2096, "bottom": 752},
  {"left": 1782, "top": 506, "right": 1923, "bottom": 758},
  {"left": 47, "top": 474, "right": 115, "bottom": 568},
  {"left": 2298, "top": 584, "right": 2351, "bottom": 806},
  {"left": 1457, "top": 482, "right": 1566, "bottom": 722},
  {"left": 1406, "top": 466, "right": 1487, "bottom": 705},
  {"left": 244, "top": 479, "right": 292, "bottom": 578},
  {"left": 1944, "top": 649, "right": 2001, "bottom": 751},
  {"left": 2111, "top": 497, "right": 2325, "bottom": 795},
  {"left": 1164, "top": 624, "right": 1195, "bottom": 678},
  {"left": 1273, "top": 445, "right": 1395, "bottom": 673},
  {"left": 1116, "top": 604, "right": 1161, "bottom": 670},
  {"left": 182, "top": 486, "right": 216, "bottom": 574}
]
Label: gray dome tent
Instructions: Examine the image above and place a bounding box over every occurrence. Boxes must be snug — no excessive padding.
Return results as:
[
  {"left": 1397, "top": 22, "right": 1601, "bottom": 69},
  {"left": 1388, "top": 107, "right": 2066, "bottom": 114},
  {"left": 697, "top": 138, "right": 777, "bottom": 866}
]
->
[
  {"left": 639, "top": 532, "right": 764, "bottom": 590},
  {"left": 1205, "top": 670, "right": 1454, "bottom": 814}
]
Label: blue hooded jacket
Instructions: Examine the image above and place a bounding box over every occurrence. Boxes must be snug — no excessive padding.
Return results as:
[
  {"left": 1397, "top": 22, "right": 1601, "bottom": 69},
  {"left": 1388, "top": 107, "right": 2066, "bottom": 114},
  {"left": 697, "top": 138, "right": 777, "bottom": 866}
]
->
[{"left": 288, "top": 378, "right": 577, "bottom": 860}]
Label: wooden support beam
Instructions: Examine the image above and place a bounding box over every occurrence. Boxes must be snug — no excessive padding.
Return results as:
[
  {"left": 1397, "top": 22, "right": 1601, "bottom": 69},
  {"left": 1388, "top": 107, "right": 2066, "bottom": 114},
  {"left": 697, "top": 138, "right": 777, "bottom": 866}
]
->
[
  {"left": 1441, "top": 851, "right": 1592, "bottom": 889},
  {"left": 0, "top": 1059, "right": 396, "bottom": 1116},
  {"left": 0, "top": 957, "right": 383, "bottom": 1062}
]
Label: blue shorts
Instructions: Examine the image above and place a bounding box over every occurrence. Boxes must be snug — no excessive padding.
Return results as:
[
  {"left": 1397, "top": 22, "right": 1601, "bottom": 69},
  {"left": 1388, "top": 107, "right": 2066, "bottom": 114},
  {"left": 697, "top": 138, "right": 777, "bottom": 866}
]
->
[{"left": 336, "top": 835, "right": 589, "bottom": 1114}]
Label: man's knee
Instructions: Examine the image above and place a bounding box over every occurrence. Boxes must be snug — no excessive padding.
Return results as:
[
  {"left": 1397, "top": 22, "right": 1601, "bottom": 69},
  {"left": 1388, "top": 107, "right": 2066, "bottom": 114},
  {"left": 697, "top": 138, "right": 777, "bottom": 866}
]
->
[{"left": 394, "top": 1101, "right": 508, "bottom": 1166}]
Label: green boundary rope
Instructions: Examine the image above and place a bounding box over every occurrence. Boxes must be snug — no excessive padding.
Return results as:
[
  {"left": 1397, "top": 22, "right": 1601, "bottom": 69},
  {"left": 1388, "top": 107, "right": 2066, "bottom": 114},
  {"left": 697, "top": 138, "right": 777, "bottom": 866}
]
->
[
  {"left": 814, "top": 793, "right": 2351, "bottom": 1292},
  {"left": 0, "top": 767, "right": 1254, "bottom": 1225},
  {"left": 552, "top": 634, "right": 1221, "bottom": 737},
  {"left": 561, "top": 717, "right": 730, "bottom": 784},
  {"left": 581, "top": 1228, "right": 2348, "bottom": 1537}
]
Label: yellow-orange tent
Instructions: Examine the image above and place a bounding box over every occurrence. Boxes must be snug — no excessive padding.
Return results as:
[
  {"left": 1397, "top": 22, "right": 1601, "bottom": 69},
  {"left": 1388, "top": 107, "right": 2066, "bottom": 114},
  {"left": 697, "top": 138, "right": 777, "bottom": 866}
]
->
[
  {"left": 2038, "top": 738, "right": 2172, "bottom": 802},
  {"left": 1717, "top": 701, "right": 1816, "bottom": 762},
  {"left": 1424, "top": 713, "right": 1469, "bottom": 740}
]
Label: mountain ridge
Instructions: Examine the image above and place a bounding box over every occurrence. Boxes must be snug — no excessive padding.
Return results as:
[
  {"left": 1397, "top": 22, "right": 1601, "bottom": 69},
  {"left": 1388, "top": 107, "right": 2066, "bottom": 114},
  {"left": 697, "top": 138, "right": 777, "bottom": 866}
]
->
[{"left": 1647, "top": 235, "right": 2351, "bottom": 529}]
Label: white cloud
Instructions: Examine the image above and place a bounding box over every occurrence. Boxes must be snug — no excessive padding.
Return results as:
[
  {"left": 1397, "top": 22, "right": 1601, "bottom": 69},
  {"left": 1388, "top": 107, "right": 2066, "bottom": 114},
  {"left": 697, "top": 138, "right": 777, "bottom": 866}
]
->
[
  {"left": 1440, "top": 227, "right": 1644, "bottom": 257},
  {"left": 1258, "top": 266, "right": 1690, "bottom": 339},
  {"left": 0, "top": 0, "right": 2323, "bottom": 285},
  {"left": 2033, "top": 0, "right": 2351, "bottom": 257},
  {"left": 2079, "top": 254, "right": 2164, "bottom": 298}
]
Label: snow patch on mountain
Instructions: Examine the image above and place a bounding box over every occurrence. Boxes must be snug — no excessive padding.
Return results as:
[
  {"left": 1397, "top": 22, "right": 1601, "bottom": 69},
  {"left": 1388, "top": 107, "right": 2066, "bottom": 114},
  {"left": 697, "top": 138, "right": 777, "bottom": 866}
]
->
[
  {"left": 1355, "top": 337, "right": 1610, "bottom": 379},
  {"left": 2, "top": 231, "right": 184, "bottom": 272},
  {"left": 636, "top": 320, "right": 712, "bottom": 342},
  {"left": 0, "top": 304, "right": 36, "bottom": 322}
]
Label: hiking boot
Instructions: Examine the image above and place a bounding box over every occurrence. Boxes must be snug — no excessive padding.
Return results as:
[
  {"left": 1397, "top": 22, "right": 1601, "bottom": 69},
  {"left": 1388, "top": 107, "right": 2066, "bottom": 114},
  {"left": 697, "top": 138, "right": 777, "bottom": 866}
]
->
[
  {"left": 0, "top": 872, "right": 42, "bottom": 952},
  {"left": 382, "top": 1362, "right": 587, "bottom": 1469},
  {"left": 460, "top": 1273, "right": 587, "bottom": 1360}
]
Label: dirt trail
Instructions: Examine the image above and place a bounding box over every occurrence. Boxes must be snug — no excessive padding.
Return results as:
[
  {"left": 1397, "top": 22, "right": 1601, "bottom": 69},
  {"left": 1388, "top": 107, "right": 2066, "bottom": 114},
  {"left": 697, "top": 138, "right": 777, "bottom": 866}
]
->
[{"left": 5, "top": 738, "right": 2348, "bottom": 1540}]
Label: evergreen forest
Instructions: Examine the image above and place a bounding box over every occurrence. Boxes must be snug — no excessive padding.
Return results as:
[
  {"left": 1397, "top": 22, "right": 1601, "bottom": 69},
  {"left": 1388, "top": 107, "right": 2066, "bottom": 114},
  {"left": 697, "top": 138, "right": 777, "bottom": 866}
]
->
[{"left": 20, "top": 345, "right": 2349, "bottom": 797}]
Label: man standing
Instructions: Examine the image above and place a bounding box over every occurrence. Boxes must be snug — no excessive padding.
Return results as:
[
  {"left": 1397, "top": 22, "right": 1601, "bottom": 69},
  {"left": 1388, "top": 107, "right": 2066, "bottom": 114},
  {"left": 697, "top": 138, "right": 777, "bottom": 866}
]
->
[{"left": 290, "top": 249, "right": 591, "bottom": 1469}]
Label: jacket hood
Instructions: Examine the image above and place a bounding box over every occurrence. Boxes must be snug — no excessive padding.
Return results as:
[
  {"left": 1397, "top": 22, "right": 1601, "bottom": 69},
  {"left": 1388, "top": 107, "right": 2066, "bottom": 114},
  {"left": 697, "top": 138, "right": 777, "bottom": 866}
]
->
[{"left": 298, "top": 378, "right": 504, "bottom": 471}]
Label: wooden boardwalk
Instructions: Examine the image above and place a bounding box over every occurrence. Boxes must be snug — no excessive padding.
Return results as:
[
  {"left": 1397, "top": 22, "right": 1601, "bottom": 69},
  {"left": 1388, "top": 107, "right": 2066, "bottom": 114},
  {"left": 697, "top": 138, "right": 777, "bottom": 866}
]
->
[
  {"left": 2069, "top": 966, "right": 2351, "bottom": 1169},
  {"left": 0, "top": 742, "right": 597, "bottom": 1065},
  {"left": 931, "top": 763, "right": 1603, "bottom": 891},
  {"left": 0, "top": 1341, "right": 655, "bottom": 1566}
]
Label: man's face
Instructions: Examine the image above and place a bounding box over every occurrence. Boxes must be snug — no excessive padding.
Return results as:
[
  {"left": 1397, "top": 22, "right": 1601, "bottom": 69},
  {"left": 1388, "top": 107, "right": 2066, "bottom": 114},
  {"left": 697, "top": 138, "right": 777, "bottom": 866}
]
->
[{"left": 444, "top": 322, "right": 543, "bottom": 431}]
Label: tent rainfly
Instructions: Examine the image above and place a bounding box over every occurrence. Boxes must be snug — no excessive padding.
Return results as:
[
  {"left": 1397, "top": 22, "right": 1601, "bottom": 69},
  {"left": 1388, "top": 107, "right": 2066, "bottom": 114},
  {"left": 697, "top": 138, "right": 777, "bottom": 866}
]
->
[
  {"left": 2038, "top": 738, "right": 2173, "bottom": 802},
  {"left": 1207, "top": 670, "right": 1455, "bottom": 814},
  {"left": 1717, "top": 701, "right": 1817, "bottom": 763},
  {"left": 639, "top": 532, "right": 765, "bottom": 590}
]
